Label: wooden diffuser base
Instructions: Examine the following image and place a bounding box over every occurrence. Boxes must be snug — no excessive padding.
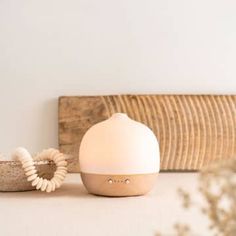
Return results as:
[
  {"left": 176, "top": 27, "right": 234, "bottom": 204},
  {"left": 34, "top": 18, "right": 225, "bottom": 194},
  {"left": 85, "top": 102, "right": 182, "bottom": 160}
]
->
[{"left": 81, "top": 173, "right": 158, "bottom": 197}]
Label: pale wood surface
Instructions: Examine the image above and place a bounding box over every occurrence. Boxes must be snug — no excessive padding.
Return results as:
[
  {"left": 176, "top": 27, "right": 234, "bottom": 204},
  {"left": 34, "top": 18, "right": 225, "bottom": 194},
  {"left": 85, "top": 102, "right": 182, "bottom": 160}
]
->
[
  {"left": 0, "top": 173, "right": 209, "bottom": 236},
  {"left": 59, "top": 95, "right": 236, "bottom": 172},
  {"left": 81, "top": 173, "right": 157, "bottom": 197}
]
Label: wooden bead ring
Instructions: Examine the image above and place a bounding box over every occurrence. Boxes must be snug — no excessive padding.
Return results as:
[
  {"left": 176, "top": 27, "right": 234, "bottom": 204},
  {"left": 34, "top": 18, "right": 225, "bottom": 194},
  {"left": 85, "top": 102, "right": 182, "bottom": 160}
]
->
[{"left": 12, "top": 147, "right": 67, "bottom": 193}]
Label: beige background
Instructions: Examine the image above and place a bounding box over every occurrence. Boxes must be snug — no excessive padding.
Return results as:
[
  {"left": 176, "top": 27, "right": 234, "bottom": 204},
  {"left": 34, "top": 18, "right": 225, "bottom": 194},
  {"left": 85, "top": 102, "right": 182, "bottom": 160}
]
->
[{"left": 0, "top": 0, "right": 236, "bottom": 156}]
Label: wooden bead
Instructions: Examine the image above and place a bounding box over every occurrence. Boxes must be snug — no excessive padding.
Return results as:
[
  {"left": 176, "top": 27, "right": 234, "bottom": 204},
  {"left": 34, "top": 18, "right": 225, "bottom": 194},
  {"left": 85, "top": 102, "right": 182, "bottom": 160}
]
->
[
  {"left": 51, "top": 177, "right": 61, "bottom": 188},
  {"left": 25, "top": 169, "right": 37, "bottom": 176},
  {"left": 56, "top": 161, "right": 67, "bottom": 167},
  {"left": 36, "top": 178, "right": 43, "bottom": 190},
  {"left": 49, "top": 149, "right": 60, "bottom": 160},
  {"left": 55, "top": 170, "right": 67, "bottom": 176},
  {"left": 53, "top": 154, "right": 65, "bottom": 163},
  {"left": 27, "top": 174, "right": 37, "bottom": 182},
  {"left": 57, "top": 166, "right": 67, "bottom": 171},
  {"left": 32, "top": 177, "right": 40, "bottom": 186},
  {"left": 51, "top": 181, "right": 56, "bottom": 192},
  {"left": 54, "top": 174, "right": 64, "bottom": 181},
  {"left": 24, "top": 165, "right": 35, "bottom": 172},
  {"left": 12, "top": 147, "right": 32, "bottom": 162},
  {"left": 41, "top": 179, "right": 48, "bottom": 191},
  {"left": 21, "top": 158, "right": 32, "bottom": 165},
  {"left": 14, "top": 147, "right": 67, "bottom": 193},
  {"left": 46, "top": 181, "right": 52, "bottom": 193},
  {"left": 22, "top": 161, "right": 34, "bottom": 169}
]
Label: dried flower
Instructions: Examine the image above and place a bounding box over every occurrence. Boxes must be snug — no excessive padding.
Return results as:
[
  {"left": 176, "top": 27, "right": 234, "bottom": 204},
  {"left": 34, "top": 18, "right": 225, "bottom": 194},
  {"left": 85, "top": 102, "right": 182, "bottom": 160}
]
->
[
  {"left": 177, "top": 188, "right": 192, "bottom": 209},
  {"left": 174, "top": 223, "right": 191, "bottom": 236},
  {"left": 158, "top": 157, "right": 236, "bottom": 236},
  {"left": 199, "top": 158, "right": 236, "bottom": 236}
]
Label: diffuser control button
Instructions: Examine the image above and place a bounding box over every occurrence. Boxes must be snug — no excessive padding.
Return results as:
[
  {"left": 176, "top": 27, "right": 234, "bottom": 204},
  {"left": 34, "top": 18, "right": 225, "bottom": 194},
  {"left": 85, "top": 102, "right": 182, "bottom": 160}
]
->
[
  {"left": 125, "top": 179, "right": 130, "bottom": 184},
  {"left": 108, "top": 179, "right": 113, "bottom": 184}
]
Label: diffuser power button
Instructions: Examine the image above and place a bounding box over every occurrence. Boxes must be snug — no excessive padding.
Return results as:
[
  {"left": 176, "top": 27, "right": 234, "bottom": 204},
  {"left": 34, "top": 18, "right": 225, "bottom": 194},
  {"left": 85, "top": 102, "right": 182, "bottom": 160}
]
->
[
  {"left": 125, "top": 179, "right": 130, "bottom": 184},
  {"left": 108, "top": 179, "right": 113, "bottom": 184}
]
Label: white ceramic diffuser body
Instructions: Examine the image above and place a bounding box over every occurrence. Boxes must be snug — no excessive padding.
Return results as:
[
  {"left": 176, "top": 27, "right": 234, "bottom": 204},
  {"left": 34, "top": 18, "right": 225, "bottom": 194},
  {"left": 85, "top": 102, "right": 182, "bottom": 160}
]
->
[{"left": 79, "top": 113, "right": 160, "bottom": 197}]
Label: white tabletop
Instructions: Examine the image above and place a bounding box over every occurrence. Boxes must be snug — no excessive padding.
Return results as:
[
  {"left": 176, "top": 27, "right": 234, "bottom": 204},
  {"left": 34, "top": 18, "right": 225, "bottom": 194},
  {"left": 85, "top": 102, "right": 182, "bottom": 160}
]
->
[{"left": 0, "top": 173, "right": 208, "bottom": 236}]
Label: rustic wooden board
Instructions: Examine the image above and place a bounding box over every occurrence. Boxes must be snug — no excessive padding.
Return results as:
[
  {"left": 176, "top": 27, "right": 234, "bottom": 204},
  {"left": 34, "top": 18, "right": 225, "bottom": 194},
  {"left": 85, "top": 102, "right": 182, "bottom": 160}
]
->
[{"left": 59, "top": 95, "right": 236, "bottom": 172}]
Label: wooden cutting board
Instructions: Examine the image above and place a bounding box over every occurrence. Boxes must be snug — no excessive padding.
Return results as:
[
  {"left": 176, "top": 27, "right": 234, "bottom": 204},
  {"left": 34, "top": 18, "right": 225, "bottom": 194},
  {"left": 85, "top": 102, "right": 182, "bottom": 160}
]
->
[{"left": 58, "top": 95, "right": 236, "bottom": 172}]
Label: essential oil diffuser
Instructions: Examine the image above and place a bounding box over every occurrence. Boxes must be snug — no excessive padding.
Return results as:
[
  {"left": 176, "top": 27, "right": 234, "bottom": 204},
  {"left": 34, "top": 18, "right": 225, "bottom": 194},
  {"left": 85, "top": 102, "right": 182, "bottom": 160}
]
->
[{"left": 79, "top": 113, "right": 160, "bottom": 197}]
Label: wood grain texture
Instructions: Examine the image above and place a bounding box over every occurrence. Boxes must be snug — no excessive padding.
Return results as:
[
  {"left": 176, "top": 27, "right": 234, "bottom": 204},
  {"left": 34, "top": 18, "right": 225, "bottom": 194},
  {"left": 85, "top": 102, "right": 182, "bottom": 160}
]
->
[
  {"left": 59, "top": 95, "right": 236, "bottom": 172},
  {"left": 81, "top": 173, "right": 157, "bottom": 197}
]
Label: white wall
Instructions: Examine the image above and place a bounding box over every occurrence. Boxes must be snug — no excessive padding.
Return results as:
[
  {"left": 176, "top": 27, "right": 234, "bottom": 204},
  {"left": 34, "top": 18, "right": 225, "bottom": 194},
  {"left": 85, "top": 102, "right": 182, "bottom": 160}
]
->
[{"left": 0, "top": 0, "right": 236, "bottom": 156}]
